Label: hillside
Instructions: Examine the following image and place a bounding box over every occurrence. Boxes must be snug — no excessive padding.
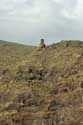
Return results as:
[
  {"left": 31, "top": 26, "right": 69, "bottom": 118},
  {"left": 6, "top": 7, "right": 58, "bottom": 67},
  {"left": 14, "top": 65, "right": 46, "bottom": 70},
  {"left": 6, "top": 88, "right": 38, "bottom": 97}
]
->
[
  {"left": 0, "top": 40, "right": 83, "bottom": 125},
  {"left": 0, "top": 40, "right": 36, "bottom": 70}
]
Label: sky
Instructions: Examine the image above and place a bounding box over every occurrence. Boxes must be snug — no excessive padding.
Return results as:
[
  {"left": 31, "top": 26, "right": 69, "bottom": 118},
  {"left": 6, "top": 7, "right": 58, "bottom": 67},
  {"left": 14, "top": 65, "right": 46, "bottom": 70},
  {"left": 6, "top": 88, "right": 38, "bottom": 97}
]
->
[{"left": 0, "top": 0, "right": 83, "bottom": 45}]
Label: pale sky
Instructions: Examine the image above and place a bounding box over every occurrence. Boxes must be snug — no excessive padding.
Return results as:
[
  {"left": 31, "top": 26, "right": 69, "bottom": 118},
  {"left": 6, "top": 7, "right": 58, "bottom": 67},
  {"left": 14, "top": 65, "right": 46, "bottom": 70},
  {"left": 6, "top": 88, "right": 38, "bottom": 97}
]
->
[{"left": 0, "top": 0, "right": 83, "bottom": 45}]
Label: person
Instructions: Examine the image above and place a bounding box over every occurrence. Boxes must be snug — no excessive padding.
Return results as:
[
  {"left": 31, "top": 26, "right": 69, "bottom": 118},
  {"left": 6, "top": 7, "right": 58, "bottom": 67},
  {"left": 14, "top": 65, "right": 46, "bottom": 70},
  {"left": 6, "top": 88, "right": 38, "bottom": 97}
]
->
[{"left": 39, "top": 39, "right": 46, "bottom": 48}]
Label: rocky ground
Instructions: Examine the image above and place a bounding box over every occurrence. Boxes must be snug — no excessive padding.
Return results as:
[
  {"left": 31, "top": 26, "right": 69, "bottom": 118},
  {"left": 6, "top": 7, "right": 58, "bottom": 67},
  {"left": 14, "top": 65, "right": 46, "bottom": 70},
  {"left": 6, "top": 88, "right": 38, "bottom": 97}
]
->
[{"left": 0, "top": 40, "right": 83, "bottom": 125}]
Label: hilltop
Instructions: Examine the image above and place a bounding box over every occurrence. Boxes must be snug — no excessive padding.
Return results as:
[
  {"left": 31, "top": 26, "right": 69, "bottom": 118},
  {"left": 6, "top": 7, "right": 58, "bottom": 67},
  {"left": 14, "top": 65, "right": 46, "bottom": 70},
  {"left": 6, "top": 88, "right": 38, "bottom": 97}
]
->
[{"left": 0, "top": 40, "right": 83, "bottom": 125}]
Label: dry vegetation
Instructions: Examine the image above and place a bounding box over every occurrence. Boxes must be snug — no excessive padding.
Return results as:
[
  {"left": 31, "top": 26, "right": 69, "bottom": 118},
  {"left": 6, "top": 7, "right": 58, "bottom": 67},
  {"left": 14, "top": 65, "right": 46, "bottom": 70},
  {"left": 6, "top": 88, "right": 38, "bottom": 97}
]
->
[{"left": 0, "top": 40, "right": 83, "bottom": 125}]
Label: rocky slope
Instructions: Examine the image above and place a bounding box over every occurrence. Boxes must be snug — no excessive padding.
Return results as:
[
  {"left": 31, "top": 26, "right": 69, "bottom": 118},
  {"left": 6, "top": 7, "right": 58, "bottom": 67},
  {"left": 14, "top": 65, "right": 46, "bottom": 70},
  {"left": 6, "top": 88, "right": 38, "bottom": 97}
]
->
[{"left": 0, "top": 40, "right": 83, "bottom": 125}]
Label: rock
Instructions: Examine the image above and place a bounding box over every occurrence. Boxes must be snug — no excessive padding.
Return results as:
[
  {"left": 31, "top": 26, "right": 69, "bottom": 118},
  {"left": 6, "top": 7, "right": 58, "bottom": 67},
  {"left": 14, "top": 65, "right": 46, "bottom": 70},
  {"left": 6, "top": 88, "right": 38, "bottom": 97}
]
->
[
  {"left": 0, "top": 68, "right": 12, "bottom": 82},
  {"left": 48, "top": 100, "right": 63, "bottom": 111},
  {"left": 5, "top": 103, "right": 19, "bottom": 111},
  {"left": 16, "top": 66, "right": 47, "bottom": 81},
  {"left": 24, "top": 99, "right": 39, "bottom": 107},
  {"left": 50, "top": 88, "right": 59, "bottom": 95},
  {"left": 15, "top": 91, "right": 33, "bottom": 105}
]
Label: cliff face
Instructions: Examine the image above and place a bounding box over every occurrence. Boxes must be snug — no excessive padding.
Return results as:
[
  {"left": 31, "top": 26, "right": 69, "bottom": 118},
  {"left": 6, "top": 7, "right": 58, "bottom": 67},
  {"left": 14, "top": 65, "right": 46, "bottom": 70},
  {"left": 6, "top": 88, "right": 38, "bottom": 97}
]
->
[{"left": 0, "top": 40, "right": 83, "bottom": 125}]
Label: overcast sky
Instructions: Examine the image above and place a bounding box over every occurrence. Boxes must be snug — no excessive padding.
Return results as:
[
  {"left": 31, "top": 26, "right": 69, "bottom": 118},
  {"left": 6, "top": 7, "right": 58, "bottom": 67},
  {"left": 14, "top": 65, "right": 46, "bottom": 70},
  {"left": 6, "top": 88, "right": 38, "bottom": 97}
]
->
[{"left": 0, "top": 0, "right": 83, "bottom": 45}]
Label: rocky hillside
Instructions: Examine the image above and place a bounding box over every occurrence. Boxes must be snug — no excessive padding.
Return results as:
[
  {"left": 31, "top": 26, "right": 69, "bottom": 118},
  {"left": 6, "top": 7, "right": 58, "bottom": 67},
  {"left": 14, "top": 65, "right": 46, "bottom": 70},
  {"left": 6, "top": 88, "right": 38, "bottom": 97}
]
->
[{"left": 0, "top": 40, "right": 83, "bottom": 125}]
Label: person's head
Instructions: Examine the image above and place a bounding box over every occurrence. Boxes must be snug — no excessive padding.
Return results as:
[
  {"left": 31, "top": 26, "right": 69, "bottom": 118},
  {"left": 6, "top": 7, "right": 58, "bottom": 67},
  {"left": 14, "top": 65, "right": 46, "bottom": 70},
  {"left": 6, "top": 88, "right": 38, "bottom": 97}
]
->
[{"left": 41, "top": 39, "right": 44, "bottom": 44}]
